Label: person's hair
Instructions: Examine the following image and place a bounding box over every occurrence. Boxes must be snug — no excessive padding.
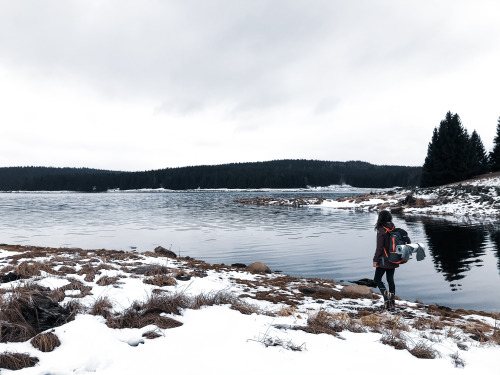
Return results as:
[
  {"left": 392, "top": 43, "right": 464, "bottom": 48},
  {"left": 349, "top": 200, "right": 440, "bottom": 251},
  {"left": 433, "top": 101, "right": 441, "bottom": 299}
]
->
[{"left": 375, "top": 210, "right": 392, "bottom": 230}]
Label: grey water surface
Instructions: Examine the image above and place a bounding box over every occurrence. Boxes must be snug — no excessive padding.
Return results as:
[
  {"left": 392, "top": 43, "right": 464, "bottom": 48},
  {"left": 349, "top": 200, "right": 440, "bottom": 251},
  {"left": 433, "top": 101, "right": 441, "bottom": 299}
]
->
[{"left": 0, "top": 191, "right": 499, "bottom": 312}]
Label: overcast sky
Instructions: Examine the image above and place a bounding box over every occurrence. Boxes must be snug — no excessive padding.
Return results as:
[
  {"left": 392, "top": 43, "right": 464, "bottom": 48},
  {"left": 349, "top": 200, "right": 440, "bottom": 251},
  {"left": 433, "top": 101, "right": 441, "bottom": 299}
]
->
[{"left": 1, "top": 1, "right": 499, "bottom": 171}]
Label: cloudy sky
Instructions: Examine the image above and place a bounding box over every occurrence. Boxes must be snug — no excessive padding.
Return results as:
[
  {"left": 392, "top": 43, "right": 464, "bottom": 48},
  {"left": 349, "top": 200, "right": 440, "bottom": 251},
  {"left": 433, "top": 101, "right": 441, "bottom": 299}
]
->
[{"left": 1, "top": 1, "right": 499, "bottom": 171}]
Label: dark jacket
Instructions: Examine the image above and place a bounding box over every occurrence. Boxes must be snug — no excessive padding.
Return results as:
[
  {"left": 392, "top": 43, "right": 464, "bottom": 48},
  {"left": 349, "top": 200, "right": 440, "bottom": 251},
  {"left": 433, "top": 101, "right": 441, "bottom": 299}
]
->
[{"left": 373, "top": 221, "right": 399, "bottom": 269}]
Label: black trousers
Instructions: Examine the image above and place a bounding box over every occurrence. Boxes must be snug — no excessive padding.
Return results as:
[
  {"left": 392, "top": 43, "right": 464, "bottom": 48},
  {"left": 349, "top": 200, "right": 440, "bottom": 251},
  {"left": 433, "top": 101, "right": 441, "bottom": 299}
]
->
[{"left": 374, "top": 267, "right": 395, "bottom": 294}]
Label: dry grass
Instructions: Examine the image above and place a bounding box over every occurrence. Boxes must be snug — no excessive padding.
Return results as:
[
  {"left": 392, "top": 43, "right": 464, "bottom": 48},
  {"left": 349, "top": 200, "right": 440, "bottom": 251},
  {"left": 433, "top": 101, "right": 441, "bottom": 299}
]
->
[
  {"left": 381, "top": 331, "right": 408, "bottom": 350},
  {"left": 142, "top": 329, "right": 163, "bottom": 339},
  {"left": 106, "top": 308, "right": 183, "bottom": 330},
  {"left": 0, "top": 351, "right": 39, "bottom": 370},
  {"left": 30, "top": 332, "right": 61, "bottom": 352},
  {"left": 77, "top": 264, "right": 114, "bottom": 282},
  {"left": 89, "top": 297, "right": 113, "bottom": 319},
  {"left": 0, "top": 283, "right": 74, "bottom": 343},
  {"left": 231, "top": 299, "right": 261, "bottom": 315},
  {"left": 192, "top": 291, "right": 236, "bottom": 309},
  {"left": 408, "top": 341, "right": 439, "bottom": 359},
  {"left": 275, "top": 306, "right": 298, "bottom": 317},
  {"left": 96, "top": 276, "right": 120, "bottom": 286},
  {"left": 384, "top": 314, "right": 410, "bottom": 332},
  {"left": 58, "top": 278, "right": 93, "bottom": 298},
  {"left": 142, "top": 293, "right": 192, "bottom": 316},
  {"left": 143, "top": 274, "right": 177, "bottom": 287},
  {"left": 360, "top": 313, "right": 383, "bottom": 333},
  {"left": 300, "top": 310, "right": 341, "bottom": 336},
  {"left": 412, "top": 316, "right": 445, "bottom": 331},
  {"left": 57, "top": 265, "right": 77, "bottom": 275},
  {"left": 15, "top": 261, "right": 56, "bottom": 277}
]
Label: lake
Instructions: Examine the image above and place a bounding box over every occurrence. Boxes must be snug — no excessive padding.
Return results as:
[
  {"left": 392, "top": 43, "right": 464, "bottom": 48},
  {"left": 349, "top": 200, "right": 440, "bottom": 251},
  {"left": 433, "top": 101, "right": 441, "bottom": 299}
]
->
[{"left": 0, "top": 191, "right": 499, "bottom": 312}]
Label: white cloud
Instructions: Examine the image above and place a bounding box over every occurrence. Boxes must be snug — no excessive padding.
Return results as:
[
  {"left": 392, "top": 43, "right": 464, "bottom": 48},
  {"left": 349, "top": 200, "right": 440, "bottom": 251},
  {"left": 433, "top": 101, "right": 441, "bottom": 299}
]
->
[{"left": 1, "top": 0, "right": 499, "bottom": 170}]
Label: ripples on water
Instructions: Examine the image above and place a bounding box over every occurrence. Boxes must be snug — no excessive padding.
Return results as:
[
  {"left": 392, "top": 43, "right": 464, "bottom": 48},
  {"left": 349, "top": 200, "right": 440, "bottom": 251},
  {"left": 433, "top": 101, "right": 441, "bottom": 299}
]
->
[{"left": 0, "top": 191, "right": 499, "bottom": 312}]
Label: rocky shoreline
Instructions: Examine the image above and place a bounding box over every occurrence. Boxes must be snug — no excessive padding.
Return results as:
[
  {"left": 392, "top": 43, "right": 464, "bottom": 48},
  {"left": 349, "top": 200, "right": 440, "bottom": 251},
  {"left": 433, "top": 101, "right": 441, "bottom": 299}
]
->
[
  {"left": 236, "top": 174, "right": 500, "bottom": 218},
  {"left": 0, "top": 244, "right": 498, "bottom": 372}
]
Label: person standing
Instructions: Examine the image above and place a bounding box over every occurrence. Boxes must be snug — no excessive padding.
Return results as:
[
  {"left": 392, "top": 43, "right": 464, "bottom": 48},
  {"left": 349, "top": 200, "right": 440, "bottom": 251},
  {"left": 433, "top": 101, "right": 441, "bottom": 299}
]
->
[{"left": 373, "top": 210, "right": 397, "bottom": 310}]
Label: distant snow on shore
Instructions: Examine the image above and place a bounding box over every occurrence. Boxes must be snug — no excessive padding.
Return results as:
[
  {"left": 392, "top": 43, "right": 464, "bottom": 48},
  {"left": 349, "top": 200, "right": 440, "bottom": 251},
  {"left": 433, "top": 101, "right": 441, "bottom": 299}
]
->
[
  {"left": 317, "top": 174, "right": 500, "bottom": 219},
  {"left": 107, "top": 184, "right": 376, "bottom": 193}
]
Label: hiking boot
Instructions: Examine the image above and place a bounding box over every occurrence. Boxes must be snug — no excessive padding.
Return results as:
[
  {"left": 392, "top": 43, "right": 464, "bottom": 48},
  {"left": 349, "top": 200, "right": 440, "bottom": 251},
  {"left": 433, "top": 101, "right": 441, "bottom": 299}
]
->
[
  {"left": 389, "top": 292, "right": 396, "bottom": 310},
  {"left": 383, "top": 290, "right": 395, "bottom": 311}
]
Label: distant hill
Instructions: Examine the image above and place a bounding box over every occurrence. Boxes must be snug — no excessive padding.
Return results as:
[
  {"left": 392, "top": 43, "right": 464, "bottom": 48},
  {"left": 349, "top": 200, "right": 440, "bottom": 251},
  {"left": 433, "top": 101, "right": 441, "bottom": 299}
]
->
[{"left": 0, "top": 160, "right": 422, "bottom": 192}]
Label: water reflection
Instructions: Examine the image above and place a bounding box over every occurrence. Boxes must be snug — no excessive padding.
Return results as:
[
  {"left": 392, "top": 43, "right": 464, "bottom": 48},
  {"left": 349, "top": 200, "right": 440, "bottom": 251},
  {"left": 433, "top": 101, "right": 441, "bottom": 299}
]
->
[
  {"left": 489, "top": 229, "right": 500, "bottom": 276},
  {"left": 420, "top": 218, "right": 488, "bottom": 284}
]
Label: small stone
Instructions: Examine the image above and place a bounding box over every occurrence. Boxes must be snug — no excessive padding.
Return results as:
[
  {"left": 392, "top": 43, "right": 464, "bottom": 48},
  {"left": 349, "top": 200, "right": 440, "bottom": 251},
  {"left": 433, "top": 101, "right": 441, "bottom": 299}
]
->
[
  {"left": 341, "top": 285, "right": 373, "bottom": 298},
  {"left": 246, "top": 262, "right": 271, "bottom": 274},
  {"left": 154, "top": 246, "right": 177, "bottom": 258}
]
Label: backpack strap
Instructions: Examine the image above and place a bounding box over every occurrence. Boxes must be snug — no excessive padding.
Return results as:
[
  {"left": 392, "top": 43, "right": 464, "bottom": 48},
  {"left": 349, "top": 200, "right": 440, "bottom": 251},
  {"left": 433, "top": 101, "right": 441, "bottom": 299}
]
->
[{"left": 382, "top": 226, "right": 393, "bottom": 234}]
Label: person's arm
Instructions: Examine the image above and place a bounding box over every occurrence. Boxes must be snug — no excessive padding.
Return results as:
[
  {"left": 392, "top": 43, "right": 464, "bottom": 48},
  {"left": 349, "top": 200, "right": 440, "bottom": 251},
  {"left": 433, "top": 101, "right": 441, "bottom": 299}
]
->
[{"left": 373, "top": 228, "right": 385, "bottom": 266}]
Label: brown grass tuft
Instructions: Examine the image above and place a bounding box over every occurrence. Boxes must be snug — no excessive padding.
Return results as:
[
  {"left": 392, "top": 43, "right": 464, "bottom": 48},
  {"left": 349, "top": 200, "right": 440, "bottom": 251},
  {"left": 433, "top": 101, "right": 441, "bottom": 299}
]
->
[
  {"left": 360, "top": 313, "right": 383, "bottom": 332},
  {"left": 96, "top": 276, "right": 120, "bottom": 286},
  {"left": 301, "top": 310, "right": 341, "bottom": 336},
  {"left": 106, "top": 308, "right": 183, "bottom": 330},
  {"left": 384, "top": 314, "right": 410, "bottom": 332},
  {"left": 30, "top": 332, "right": 61, "bottom": 352},
  {"left": 0, "top": 351, "right": 39, "bottom": 370},
  {"left": 142, "top": 329, "right": 163, "bottom": 339},
  {"left": 89, "top": 297, "right": 113, "bottom": 319},
  {"left": 381, "top": 331, "right": 408, "bottom": 350},
  {"left": 57, "top": 266, "right": 77, "bottom": 275},
  {"left": 408, "top": 341, "right": 439, "bottom": 359},
  {"left": 275, "top": 306, "right": 298, "bottom": 317},
  {"left": 230, "top": 299, "right": 261, "bottom": 315},
  {"left": 143, "top": 275, "right": 177, "bottom": 287},
  {"left": 142, "top": 293, "right": 192, "bottom": 316},
  {"left": 0, "top": 283, "right": 74, "bottom": 343},
  {"left": 58, "top": 278, "right": 93, "bottom": 298},
  {"left": 15, "top": 261, "right": 56, "bottom": 277}
]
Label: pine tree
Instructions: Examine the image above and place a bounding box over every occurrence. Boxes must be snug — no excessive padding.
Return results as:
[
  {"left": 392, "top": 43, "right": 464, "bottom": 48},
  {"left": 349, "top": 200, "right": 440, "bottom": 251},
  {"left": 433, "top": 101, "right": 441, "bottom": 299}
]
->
[
  {"left": 421, "top": 112, "right": 470, "bottom": 187},
  {"left": 490, "top": 117, "right": 500, "bottom": 172},
  {"left": 468, "top": 130, "right": 489, "bottom": 176}
]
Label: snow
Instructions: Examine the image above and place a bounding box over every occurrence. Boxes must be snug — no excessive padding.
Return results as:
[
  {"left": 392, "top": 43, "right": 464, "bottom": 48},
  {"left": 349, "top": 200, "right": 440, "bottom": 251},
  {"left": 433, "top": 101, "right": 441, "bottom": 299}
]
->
[
  {"left": 314, "top": 174, "right": 500, "bottom": 220},
  {"left": 0, "top": 246, "right": 498, "bottom": 374}
]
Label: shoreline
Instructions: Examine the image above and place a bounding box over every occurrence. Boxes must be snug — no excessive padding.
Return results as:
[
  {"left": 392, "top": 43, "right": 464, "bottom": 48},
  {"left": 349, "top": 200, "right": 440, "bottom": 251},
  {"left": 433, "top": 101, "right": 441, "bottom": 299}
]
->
[
  {"left": 235, "top": 173, "right": 500, "bottom": 220},
  {"left": 0, "top": 243, "right": 498, "bottom": 373}
]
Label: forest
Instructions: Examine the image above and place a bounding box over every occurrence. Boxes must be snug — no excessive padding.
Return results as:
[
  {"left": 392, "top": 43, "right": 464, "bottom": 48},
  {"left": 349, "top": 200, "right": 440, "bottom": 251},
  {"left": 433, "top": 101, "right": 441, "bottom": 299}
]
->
[{"left": 0, "top": 160, "right": 422, "bottom": 192}]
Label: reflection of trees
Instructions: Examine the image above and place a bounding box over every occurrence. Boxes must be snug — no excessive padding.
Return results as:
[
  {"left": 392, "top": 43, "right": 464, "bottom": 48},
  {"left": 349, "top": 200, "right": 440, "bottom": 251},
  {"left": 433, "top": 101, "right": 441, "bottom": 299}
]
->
[
  {"left": 489, "top": 229, "right": 500, "bottom": 275},
  {"left": 422, "top": 220, "right": 487, "bottom": 282}
]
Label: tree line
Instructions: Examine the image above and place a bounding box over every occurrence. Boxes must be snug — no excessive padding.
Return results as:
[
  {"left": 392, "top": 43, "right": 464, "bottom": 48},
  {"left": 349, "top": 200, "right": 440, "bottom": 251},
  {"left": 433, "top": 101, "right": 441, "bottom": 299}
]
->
[
  {"left": 421, "top": 112, "right": 500, "bottom": 187},
  {"left": 0, "top": 160, "right": 422, "bottom": 192}
]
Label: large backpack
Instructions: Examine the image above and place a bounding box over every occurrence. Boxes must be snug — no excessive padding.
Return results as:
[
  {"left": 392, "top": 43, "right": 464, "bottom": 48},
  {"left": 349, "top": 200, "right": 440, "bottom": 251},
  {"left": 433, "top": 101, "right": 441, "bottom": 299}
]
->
[{"left": 383, "top": 227, "right": 411, "bottom": 264}]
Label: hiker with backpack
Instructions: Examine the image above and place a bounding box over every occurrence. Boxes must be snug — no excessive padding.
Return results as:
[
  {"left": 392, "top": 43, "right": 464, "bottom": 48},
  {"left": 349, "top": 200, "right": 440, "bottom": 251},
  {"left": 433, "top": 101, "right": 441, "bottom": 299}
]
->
[
  {"left": 372, "top": 210, "right": 426, "bottom": 311},
  {"left": 373, "top": 210, "right": 398, "bottom": 311}
]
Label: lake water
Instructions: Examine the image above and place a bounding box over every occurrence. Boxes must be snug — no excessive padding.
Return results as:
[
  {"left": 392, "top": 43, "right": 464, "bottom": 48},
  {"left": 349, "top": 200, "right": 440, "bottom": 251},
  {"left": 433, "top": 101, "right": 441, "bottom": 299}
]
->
[{"left": 0, "top": 191, "right": 499, "bottom": 312}]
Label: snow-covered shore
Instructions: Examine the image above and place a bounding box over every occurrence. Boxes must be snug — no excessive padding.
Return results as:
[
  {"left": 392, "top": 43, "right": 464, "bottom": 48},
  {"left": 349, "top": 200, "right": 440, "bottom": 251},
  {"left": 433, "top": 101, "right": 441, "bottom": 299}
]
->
[
  {"left": 320, "top": 174, "right": 500, "bottom": 219},
  {"left": 235, "top": 174, "right": 500, "bottom": 220},
  {"left": 0, "top": 245, "right": 498, "bottom": 374}
]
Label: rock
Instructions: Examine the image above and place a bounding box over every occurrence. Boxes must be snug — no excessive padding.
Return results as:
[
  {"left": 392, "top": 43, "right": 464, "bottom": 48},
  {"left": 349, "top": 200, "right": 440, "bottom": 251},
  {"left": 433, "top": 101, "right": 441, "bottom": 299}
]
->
[
  {"left": 246, "top": 262, "right": 271, "bottom": 274},
  {"left": 0, "top": 272, "right": 23, "bottom": 283},
  {"left": 231, "top": 263, "right": 247, "bottom": 268},
  {"left": 175, "top": 273, "right": 191, "bottom": 281},
  {"left": 350, "top": 278, "right": 377, "bottom": 287},
  {"left": 340, "top": 285, "right": 373, "bottom": 298},
  {"left": 298, "top": 286, "right": 343, "bottom": 300},
  {"left": 154, "top": 246, "right": 177, "bottom": 258}
]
